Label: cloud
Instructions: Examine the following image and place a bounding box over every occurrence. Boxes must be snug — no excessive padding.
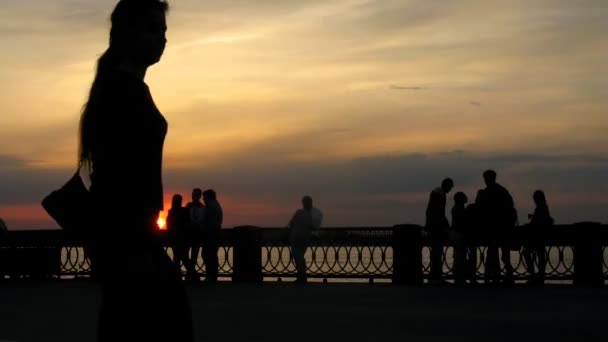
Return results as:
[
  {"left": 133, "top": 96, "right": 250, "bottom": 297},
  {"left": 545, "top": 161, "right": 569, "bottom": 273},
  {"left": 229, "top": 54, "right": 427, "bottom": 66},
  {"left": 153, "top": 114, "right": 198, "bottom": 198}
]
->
[
  {"left": 0, "top": 155, "right": 72, "bottom": 205},
  {"left": 161, "top": 151, "right": 608, "bottom": 226},
  {"left": 1, "top": 151, "right": 607, "bottom": 229},
  {"left": 390, "top": 85, "right": 428, "bottom": 90}
]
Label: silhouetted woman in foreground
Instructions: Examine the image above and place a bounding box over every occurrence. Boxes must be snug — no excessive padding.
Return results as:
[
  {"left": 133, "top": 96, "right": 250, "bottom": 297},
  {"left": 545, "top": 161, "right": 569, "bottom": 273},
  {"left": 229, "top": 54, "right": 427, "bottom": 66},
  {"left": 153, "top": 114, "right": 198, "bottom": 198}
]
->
[{"left": 78, "top": 1, "right": 192, "bottom": 340}]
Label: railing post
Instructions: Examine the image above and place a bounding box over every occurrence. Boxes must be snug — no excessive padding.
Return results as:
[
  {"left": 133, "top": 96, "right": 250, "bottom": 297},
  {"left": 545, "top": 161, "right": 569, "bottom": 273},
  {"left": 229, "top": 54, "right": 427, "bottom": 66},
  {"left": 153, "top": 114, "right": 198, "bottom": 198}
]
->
[
  {"left": 573, "top": 222, "right": 603, "bottom": 287},
  {"left": 232, "top": 226, "right": 262, "bottom": 283},
  {"left": 392, "top": 224, "right": 423, "bottom": 285}
]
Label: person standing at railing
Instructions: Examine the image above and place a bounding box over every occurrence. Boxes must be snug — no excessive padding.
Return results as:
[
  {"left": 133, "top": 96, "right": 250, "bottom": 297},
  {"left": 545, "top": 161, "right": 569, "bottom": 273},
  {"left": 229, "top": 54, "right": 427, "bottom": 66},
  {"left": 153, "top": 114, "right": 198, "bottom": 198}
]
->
[
  {"left": 185, "top": 188, "right": 206, "bottom": 282},
  {"left": 288, "top": 196, "right": 323, "bottom": 283},
  {"left": 426, "top": 178, "right": 454, "bottom": 285},
  {"left": 476, "top": 170, "right": 517, "bottom": 286},
  {"left": 167, "top": 194, "right": 190, "bottom": 277},
  {"left": 523, "top": 190, "right": 553, "bottom": 285},
  {"left": 202, "top": 189, "right": 223, "bottom": 283}
]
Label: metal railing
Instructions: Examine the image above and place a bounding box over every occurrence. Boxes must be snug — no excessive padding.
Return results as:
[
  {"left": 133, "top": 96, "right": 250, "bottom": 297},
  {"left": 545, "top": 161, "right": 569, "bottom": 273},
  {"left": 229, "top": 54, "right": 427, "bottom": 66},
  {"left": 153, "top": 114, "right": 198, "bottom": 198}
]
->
[{"left": 0, "top": 223, "right": 606, "bottom": 286}]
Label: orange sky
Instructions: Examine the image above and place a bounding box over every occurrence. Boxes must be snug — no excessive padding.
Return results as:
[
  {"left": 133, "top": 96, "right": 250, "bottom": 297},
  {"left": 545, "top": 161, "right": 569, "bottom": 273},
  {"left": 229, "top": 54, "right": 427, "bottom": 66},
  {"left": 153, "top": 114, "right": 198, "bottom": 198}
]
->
[{"left": 1, "top": 1, "right": 607, "bottom": 229}]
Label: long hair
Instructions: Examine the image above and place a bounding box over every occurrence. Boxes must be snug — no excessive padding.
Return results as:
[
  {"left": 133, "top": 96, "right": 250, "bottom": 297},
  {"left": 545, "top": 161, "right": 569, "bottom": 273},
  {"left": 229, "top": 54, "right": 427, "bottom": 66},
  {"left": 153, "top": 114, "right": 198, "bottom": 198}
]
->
[
  {"left": 78, "top": 0, "right": 169, "bottom": 170},
  {"left": 533, "top": 190, "right": 548, "bottom": 208}
]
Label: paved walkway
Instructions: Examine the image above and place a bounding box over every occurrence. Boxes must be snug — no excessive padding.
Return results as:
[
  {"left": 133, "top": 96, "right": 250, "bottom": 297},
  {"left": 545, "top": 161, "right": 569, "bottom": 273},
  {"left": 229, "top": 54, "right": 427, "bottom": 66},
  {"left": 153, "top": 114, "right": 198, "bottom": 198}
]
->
[{"left": 0, "top": 281, "right": 606, "bottom": 342}]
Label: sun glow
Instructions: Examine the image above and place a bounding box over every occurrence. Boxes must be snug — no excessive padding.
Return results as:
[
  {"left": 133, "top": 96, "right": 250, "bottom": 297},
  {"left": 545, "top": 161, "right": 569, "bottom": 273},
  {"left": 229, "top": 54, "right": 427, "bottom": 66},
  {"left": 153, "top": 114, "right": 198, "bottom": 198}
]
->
[{"left": 157, "top": 216, "right": 166, "bottom": 230}]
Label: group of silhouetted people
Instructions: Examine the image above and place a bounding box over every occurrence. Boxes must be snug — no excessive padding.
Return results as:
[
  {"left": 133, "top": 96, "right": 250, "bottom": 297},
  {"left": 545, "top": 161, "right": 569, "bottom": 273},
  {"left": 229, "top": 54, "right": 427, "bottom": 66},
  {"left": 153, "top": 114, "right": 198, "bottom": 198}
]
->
[
  {"left": 426, "top": 169, "right": 553, "bottom": 286},
  {"left": 166, "top": 188, "right": 223, "bottom": 283},
  {"left": 167, "top": 192, "right": 324, "bottom": 284}
]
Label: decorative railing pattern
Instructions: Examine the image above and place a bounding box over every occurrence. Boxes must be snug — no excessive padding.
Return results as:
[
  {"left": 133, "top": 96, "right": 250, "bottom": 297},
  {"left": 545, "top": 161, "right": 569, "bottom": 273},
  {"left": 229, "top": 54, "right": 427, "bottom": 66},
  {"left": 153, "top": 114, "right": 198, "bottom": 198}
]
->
[
  {"left": 258, "top": 227, "right": 393, "bottom": 279},
  {"left": 0, "top": 223, "right": 605, "bottom": 285},
  {"left": 421, "top": 246, "right": 575, "bottom": 281}
]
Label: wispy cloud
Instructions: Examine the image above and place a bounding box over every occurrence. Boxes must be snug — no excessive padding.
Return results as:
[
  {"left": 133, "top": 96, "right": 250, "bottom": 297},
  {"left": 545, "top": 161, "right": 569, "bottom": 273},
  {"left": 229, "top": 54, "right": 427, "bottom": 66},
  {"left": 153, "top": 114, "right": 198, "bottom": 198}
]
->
[
  {"left": 390, "top": 85, "right": 428, "bottom": 90},
  {"left": 172, "top": 32, "right": 263, "bottom": 50}
]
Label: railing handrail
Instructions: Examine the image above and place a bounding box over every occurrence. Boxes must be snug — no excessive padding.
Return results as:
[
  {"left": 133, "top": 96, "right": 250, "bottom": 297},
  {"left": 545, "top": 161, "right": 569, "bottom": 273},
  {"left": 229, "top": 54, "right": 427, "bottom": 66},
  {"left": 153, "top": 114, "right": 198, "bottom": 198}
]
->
[{"left": 1, "top": 223, "right": 606, "bottom": 286}]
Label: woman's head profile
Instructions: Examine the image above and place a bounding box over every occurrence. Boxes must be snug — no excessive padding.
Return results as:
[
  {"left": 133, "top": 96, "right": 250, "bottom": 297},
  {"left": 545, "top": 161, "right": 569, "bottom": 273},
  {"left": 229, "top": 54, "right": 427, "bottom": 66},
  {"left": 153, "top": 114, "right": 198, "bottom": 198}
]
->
[
  {"left": 533, "top": 190, "right": 547, "bottom": 207},
  {"left": 108, "top": 0, "right": 169, "bottom": 68},
  {"left": 79, "top": 0, "right": 169, "bottom": 169}
]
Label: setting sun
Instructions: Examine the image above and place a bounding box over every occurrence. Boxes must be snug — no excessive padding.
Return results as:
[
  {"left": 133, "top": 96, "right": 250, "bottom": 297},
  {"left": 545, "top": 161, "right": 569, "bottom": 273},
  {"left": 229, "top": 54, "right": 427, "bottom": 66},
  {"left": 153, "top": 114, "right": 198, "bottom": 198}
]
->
[{"left": 157, "top": 216, "right": 166, "bottom": 230}]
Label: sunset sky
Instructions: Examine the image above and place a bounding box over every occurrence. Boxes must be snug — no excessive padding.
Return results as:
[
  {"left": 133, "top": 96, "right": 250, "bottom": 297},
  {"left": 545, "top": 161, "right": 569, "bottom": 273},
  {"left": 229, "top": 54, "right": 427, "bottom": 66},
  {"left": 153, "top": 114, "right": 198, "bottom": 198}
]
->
[{"left": 0, "top": 0, "right": 607, "bottom": 229}]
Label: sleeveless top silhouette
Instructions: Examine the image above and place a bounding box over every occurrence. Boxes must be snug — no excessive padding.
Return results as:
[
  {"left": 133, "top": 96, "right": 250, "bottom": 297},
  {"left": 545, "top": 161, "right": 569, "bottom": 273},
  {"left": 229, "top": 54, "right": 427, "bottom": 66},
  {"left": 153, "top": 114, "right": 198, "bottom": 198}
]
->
[
  {"left": 89, "top": 69, "right": 167, "bottom": 238},
  {"left": 530, "top": 205, "right": 553, "bottom": 227}
]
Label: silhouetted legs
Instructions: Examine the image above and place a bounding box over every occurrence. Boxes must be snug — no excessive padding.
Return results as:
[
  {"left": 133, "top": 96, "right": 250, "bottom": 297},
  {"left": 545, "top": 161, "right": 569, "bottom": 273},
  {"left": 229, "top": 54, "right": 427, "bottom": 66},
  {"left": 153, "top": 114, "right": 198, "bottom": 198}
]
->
[
  {"left": 429, "top": 230, "right": 446, "bottom": 284},
  {"left": 186, "top": 233, "right": 201, "bottom": 281},
  {"left": 201, "top": 231, "right": 219, "bottom": 283},
  {"left": 485, "top": 241, "right": 499, "bottom": 284},
  {"left": 485, "top": 239, "right": 513, "bottom": 286},
  {"left": 500, "top": 244, "right": 514, "bottom": 284},
  {"left": 523, "top": 244, "right": 546, "bottom": 285},
  {"left": 172, "top": 240, "right": 189, "bottom": 276},
  {"left": 290, "top": 237, "right": 309, "bottom": 283},
  {"left": 466, "top": 243, "right": 478, "bottom": 284},
  {"left": 449, "top": 231, "right": 466, "bottom": 285},
  {"left": 97, "top": 244, "right": 193, "bottom": 342}
]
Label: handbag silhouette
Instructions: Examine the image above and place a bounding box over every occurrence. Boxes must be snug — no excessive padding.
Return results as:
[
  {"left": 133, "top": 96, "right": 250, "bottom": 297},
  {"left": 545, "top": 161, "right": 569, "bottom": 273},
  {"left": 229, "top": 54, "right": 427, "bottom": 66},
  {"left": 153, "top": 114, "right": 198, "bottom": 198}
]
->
[{"left": 41, "top": 169, "right": 92, "bottom": 232}]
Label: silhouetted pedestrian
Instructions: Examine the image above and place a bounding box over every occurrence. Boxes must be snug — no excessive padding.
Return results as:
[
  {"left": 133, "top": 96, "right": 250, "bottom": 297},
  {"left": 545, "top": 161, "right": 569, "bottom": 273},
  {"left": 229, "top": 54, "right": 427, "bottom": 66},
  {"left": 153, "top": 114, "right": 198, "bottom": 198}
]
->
[
  {"left": 426, "top": 178, "right": 453, "bottom": 284},
  {"left": 167, "top": 194, "right": 189, "bottom": 275},
  {"left": 201, "top": 189, "right": 223, "bottom": 283},
  {"left": 288, "top": 196, "right": 323, "bottom": 283},
  {"left": 476, "top": 170, "right": 517, "bottom": 286},
  {"left": 185, "top": 188, "right": 205, "bottom": 282},
  {"left": 77, "top": 1, "right": 193, "bottom": 341},
  {"left": 523, "top": 190, "right": 553, "bottom": 285}
]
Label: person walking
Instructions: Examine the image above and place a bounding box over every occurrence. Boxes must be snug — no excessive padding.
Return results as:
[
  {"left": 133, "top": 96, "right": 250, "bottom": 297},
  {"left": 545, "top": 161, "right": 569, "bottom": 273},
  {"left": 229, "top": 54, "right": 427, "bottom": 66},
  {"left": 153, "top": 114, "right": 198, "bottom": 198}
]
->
[{"left": 76, "top": 1, "right": 192, "bottom": 340}]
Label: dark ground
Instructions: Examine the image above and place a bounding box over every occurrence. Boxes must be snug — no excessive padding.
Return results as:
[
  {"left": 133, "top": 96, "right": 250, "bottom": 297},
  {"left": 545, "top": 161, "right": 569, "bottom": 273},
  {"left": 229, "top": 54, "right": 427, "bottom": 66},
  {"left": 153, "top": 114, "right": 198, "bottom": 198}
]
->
[{"left": 0, "top": 281, "right": 606, "bottom": 342}]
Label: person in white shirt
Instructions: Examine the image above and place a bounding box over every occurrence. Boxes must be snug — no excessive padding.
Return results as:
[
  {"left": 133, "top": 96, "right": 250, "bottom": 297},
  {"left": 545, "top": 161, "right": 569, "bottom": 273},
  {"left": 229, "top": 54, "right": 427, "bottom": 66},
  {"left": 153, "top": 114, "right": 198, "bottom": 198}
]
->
[{"left": 287, "top": 196, "right": 323, "bottom": 283}]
